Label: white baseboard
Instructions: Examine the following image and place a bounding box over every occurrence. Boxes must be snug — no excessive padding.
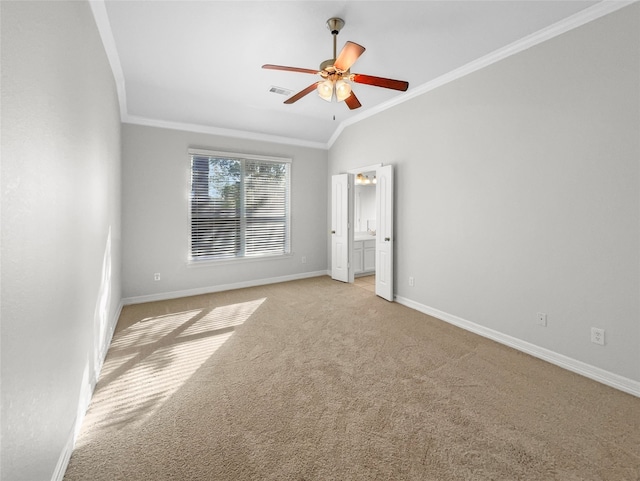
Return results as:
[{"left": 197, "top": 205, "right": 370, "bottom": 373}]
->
[
  {"left": 51, "top": 299, "right": 123, "bottom": 481},
  {"left": 122, "top": 270, "right": 330, "bottom": 305},
  {"left": 95, "top": 300, "right": 122, "bottom": 380},
  {"left": 51, "top": 426, "right": 75, "bottom": 481},
  {"left": 395, "top": 295, "right": 640, "bottom": 398}
]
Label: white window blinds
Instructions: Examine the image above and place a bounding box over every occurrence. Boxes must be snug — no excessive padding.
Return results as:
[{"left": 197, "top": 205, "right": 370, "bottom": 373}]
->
[{"left": 189, "top": 149, "right": 291, "bottom": 261}]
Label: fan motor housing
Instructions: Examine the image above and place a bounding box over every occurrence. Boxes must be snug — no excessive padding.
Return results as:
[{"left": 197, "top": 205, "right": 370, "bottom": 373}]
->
[{"left": 320, "top": 59, "right": 335, "bottom": 71}]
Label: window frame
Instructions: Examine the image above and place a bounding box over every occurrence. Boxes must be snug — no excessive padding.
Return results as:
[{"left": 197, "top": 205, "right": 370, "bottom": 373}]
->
[{"left": 187, "top": 148, "right": 292, "bottom": 265}]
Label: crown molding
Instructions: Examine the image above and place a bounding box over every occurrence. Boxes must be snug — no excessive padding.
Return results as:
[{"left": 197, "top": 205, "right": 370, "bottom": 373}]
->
[
  {"left": 89, "top": 0, "right": 127, "bottom": 122},
  {"left": 328, "top": 0, "right": 636, "bottom": 148},
  {"left": 90, "top": 0, "right": 635, "bottom": 152},
  {"left": 123, "top": 115, "right": 328, "bottom": 150},
  {"left": 89, "top": 0, "right": 328, "bottom": 150}
]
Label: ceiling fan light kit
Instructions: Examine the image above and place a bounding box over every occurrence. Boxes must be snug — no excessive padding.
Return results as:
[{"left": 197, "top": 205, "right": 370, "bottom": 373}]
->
[
  {"left": 335, "top": 79, "right": 352, "bottom": 101},
  {"left": 317, "top": 79, "right": 334, "bottom": 101},
  {"left": 262, "top": 17, "right": 408, "bottom": 110}
]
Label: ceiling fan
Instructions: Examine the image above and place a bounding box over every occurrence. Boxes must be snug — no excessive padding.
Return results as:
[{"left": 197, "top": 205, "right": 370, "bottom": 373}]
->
[{"left": 262, "top": 17, "right": 409, "bottom": 110}]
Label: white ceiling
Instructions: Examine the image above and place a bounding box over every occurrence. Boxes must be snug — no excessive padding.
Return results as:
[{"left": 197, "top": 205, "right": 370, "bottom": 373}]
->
[{"left": 99, "top": 0, "right": 605, "bottom": 148}]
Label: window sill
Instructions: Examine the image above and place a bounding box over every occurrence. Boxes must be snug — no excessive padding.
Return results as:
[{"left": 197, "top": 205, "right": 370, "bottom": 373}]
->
[{"left": 187, "top": 252, "right": 293, "bottom": 268}]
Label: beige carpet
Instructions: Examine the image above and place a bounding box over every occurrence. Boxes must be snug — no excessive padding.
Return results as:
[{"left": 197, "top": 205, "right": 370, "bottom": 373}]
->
[{"left": 64, "top": 276, "right": 639, "bottom": 480}]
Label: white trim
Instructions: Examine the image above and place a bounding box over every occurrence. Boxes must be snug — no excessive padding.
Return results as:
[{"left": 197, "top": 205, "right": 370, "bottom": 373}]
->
[
  {"left": 347, "top": 163, "right": 382, "bottom": 175},
  {"left": 328, "top": 0, "right": 636, "bottom": 148},
  {"left": 187, "top": 253, "right": 294, "bottom": 268},
  {"left": 88, "top": 0, "right": 127, "bottom": 122},
  {"left": 95, "top": 300, "right": 122, "bottom": 385},
  {"left": 122, "top": 270, "right": 329, "bottom": 305},
  {"left": 188, "top": 148, "right": 291, "bottom": 164},
  {"left": 125, "top": 116, "right": 328, "bottom": 150},
  {"left": 51, "top": 299, "right": 123, "bottom": 481},
  {"left": 51, "top": 426, "right": 74, "bottom": 481},
  {"left": 395, "top": 295, "right": 640, "bottom": 398}
]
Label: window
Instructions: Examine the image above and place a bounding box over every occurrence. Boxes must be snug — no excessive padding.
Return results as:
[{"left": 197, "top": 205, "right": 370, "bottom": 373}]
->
[{"left": 189, "top": 149, "right": 291, "bottom": 261}]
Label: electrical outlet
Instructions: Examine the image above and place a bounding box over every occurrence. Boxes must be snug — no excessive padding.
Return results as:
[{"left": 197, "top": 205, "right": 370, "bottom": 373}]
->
[
  {"left": 591, "top": 327, "right": 605, "bottom": 345},
  {"left": 301, "top": 256, "right": 307, "bottom": 264},
  {"left": 536, "top": 312, "right": 547, "bottom": 327},
  {"left": 154, "top": 273, "right": 161, "bottom": 281},
  {"left": 409, "top": 276, "right": 415, "bottom": 287}
]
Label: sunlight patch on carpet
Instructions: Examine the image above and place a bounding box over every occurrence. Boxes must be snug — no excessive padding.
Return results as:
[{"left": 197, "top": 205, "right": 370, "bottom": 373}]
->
[{"left": 75, "top": 298, "right": 266, "bottom": 448}]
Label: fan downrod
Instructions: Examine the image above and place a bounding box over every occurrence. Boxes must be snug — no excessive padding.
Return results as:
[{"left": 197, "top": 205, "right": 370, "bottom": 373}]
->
[
  {"left": 320, "top": 17, "right": 344, "bottom": 71},
  {"left": 324, "top": 17, "right": 345, "bottom": 64}
]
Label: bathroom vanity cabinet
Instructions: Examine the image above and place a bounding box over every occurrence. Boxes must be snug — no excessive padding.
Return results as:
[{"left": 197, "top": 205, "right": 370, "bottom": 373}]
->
[{"left": 353, "top": 237, "right": 375, "bottom": 275}]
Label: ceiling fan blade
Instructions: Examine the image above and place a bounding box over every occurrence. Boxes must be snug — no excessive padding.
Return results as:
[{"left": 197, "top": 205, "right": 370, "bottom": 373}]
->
[
  {"left": 262, "top": 64, "right": 319, "bottom": 75},
  {"left": 284, "top": 82, "right": 321, "bottom": 104},
  {"left": 351, "top": 73, "right": 409, "bottom": 91},
  {"left": 344, "top": 91, "right": 362, "bottom": 110},
  {"left": 334, "top": 41, "right": 366, "bottom": 72}
]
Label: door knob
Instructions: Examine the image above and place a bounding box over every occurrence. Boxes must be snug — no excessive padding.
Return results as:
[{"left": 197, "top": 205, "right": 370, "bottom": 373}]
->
[
  {"left": 331, "top": 230, "right": 336, "bottom": 234},
  {"left": 385, "top": 237, "right": 390, "bottom": 241}
]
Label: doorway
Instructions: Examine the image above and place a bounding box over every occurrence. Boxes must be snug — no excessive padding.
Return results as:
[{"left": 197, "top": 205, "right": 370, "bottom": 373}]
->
[
  {"left": 354, "top": 274, "right": 376, "bottom": 292},
  {"left": 352, "top": 169, "right": 377, "bottom": 281},
  {"left": 331, "top": 164, "right": 394, "bottom": 301}
]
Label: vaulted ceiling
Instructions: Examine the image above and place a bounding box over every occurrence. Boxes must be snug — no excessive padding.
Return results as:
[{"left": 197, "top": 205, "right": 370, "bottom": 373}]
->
[{"left": 94, "top": 1, "right": 604, "bottom": 148}]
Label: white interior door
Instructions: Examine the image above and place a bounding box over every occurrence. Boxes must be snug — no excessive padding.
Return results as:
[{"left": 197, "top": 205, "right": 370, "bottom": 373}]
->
[
  {"left": 375, "top": 165, "right": 394, "bottom": 301},
  {"left": 331, "top": 173, "right": 352, "bottom": 282}
]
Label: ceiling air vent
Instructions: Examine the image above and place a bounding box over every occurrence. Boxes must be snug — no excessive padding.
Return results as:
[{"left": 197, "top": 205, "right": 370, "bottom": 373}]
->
[{"left": 269, "top": 86, "right": 293, "bottom": 96}]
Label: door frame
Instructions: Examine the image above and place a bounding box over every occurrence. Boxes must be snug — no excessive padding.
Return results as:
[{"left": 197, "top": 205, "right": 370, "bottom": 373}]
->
[
  {"left": 332, "top": 163, "right": 392, "bottom": 297},
  {"left": 347, "top": 163, "right": 386, "bottom": 290}
]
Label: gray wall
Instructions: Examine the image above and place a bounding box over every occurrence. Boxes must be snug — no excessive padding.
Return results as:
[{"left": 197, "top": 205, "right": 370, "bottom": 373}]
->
[
  {"left": 1, "top": 2, "right": 122, "bottom": 480},
  {"left": 121, "top": 124, "right": 328, "bottom": 300},
  {"left": 329, "top": 5, "right": 639, "bottom": 383}
]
